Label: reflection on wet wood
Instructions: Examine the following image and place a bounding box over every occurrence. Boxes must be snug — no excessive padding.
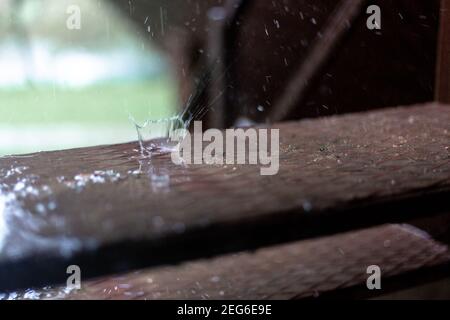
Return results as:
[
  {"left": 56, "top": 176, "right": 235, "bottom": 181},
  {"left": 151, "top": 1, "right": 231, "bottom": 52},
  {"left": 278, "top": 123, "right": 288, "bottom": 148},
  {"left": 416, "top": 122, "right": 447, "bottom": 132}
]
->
[
  {"left": 5, "top": 224, "right": 450, "bottom": 300},
  {"left": 0, "top": 103, "right": 449, "bottom": 291}
]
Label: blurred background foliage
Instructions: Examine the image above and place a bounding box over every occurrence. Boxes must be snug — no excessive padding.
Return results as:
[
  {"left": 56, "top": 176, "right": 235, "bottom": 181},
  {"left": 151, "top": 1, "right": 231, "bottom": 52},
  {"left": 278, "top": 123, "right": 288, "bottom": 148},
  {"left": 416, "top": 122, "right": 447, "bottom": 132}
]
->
[{"left": 0, "top": 0, "right": 177, "bottom": 155}]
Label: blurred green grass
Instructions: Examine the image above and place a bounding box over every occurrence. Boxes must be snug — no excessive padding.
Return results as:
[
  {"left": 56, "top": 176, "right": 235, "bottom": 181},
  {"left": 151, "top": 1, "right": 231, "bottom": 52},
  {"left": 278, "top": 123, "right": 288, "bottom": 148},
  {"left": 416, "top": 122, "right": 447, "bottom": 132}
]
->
[
  {"left": 0, "top": 79, "right": 177, "bottom": 156},
  {"left": 0, "top": 79, "right": 176, "bottom": 125},
  {"left": 0, "top": 0, "right": 178, "bottom": 156}
]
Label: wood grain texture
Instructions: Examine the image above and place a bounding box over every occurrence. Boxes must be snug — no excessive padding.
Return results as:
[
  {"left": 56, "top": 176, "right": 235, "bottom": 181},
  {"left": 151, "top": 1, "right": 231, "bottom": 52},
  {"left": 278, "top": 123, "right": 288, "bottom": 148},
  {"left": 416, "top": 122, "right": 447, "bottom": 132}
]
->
[
  {"left": 4, "top": 224, "right": 450, "bottom": 300},
  {"left": 0, "top": 103, "right": 449, "bottom": 291}
]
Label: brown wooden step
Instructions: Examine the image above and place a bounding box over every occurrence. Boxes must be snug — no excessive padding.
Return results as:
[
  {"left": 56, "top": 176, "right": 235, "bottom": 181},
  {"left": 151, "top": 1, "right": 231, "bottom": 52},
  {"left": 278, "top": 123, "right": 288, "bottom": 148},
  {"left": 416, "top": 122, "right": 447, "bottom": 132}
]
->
[
  {"left": 4, "top": 224, "right": 449, "bottom": 300},
  {"left": 0, "top": 103, "right": 449, "bottom": 291}
]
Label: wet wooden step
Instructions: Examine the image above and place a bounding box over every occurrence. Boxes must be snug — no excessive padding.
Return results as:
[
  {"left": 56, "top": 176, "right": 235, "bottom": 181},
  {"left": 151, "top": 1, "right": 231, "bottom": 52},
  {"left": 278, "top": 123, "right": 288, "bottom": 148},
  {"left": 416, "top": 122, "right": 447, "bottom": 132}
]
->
[
  {"left": 5, "top": 224, "right": 450, "bottom": 300},
  {"left": 0, "top": 103, "right": 449, "bottom": 291}
]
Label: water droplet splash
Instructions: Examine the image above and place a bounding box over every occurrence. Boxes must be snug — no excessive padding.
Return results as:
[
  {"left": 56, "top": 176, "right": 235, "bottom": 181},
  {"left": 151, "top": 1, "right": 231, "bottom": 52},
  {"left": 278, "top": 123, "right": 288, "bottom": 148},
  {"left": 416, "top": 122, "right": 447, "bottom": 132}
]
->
[
  {"left": 132, "top": 115, "right": 187, "bottom": 156},
  {"left": 60, "top": 170, "right": 123, "bottom": 192},
  {"left": 129, "top": 67, "right": 214, "bottom": 157}
]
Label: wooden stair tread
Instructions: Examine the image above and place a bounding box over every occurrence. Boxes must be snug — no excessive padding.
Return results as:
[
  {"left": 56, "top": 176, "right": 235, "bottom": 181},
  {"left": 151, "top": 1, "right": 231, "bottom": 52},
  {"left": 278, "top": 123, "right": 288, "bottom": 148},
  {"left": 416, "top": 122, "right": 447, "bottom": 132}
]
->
[
  {"left": 6, "top": 224, "right": 450, "bottom": 300},
  {"left": 0, "top": 103, "right": 449, "bottom": 290}
]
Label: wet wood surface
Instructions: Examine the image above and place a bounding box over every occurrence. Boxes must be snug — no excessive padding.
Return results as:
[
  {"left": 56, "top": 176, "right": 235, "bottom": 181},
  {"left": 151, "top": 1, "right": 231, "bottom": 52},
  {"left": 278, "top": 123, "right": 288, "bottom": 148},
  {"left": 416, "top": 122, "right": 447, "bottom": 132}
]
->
[
  {"left": 0, "top": 103, "right": 449, "bottom": 291},
  {"left": 5, "top": 224, "right": 450, "bottom": 300}
]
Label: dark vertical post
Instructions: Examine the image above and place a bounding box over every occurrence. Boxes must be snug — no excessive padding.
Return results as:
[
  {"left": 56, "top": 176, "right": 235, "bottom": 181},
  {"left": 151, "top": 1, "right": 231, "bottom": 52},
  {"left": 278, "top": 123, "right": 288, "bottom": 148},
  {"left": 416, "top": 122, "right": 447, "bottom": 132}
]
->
[
  {"left": 206, "top": 6, "right": 228, "bottom": 129},
  {"left": 436, "top": 0, "right": 450, "bottom": 102},
  {"left": 206, "top": 0, "right": 251, "bottom": 129}
]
